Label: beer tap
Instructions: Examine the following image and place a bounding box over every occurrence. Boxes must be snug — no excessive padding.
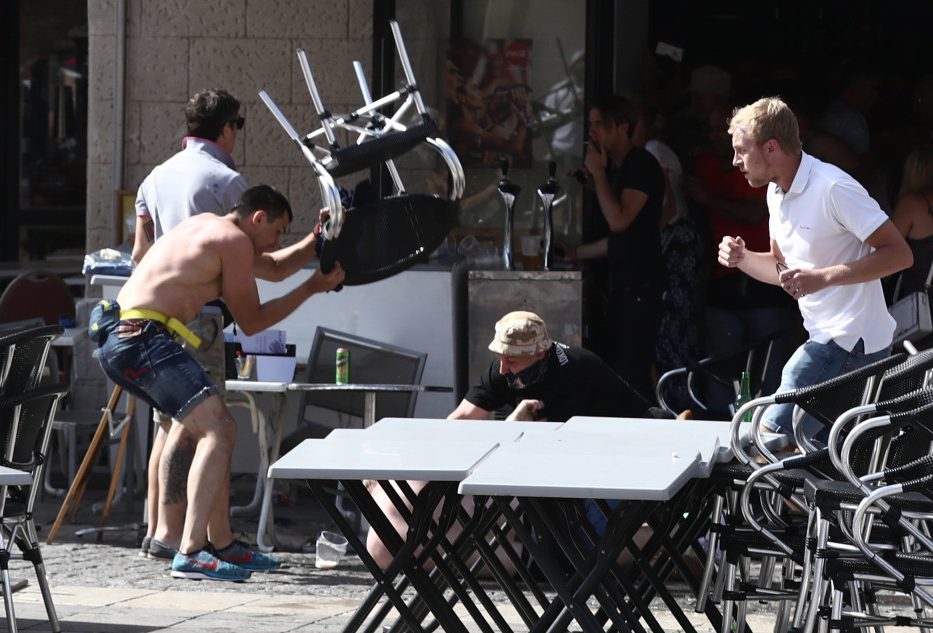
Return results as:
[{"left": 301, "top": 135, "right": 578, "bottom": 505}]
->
[
  {"left": 536, "top": 161, "right": 560, "bottom": 270},
  {"left": 496, "top": 157, "right": 521, "bottom": 270}
]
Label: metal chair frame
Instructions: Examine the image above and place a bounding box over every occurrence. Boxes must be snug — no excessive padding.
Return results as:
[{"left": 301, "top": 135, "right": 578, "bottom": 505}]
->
[{"left": 259, "top": 20, "right": 464, "bottom": 241}]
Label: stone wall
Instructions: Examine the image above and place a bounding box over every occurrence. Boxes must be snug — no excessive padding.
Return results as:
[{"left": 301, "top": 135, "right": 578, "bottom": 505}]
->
[
  {"left": 87, "top": 0, "right": 377, "bottom": 251},
  {"left": 86, "top": 0, "right": 451, "bottom": 252}
]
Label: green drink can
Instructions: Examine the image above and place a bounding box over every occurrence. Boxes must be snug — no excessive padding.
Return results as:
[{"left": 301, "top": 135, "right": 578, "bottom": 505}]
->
[{"left": 335, "top": 347, "right": 349, "bottom": 384}]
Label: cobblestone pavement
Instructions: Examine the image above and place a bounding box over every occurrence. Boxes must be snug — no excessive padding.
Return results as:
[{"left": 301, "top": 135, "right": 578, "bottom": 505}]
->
[{"left": 1, "top": 482, "right": 785, "bottom": 632}]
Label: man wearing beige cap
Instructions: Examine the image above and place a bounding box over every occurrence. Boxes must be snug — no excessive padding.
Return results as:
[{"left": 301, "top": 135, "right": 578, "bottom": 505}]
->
[
  {"left": 449, "top": 310, "right": 662, "bottom": 422},
  {"left": 365, "top": 310, "right": 667, "bottom": 571}
]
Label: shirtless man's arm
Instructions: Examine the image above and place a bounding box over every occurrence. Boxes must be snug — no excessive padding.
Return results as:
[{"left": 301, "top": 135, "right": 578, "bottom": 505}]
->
[{"left": 220, "top": 231, "right": 343, "bottom": 335}]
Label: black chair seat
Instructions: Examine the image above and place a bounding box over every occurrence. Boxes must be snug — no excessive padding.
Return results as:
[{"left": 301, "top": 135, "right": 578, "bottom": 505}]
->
[{"left": 318, "top": 194, "right": 458, "bottom": 286}]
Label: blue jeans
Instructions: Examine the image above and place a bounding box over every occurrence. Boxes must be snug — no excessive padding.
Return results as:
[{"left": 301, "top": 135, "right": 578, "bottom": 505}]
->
[
  {"left": 99, "top": 320, "right": 218, "bottom": 421},
  {"left": 761, "top": 338, "right": 890, "bottom": 442}
]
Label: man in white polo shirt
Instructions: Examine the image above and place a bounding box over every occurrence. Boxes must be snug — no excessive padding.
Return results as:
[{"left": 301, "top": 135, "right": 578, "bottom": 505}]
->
[{"left": 717, "top": 96, "right": 912, "bottom": 442}]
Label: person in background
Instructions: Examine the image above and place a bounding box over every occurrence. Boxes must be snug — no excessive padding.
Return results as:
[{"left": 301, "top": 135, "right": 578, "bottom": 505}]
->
[
  {"left": 632, "top": 103, "right": 705, "bottom": 410},
  {"left": 567, "top": 95, "right": 665, "bottom": 400},
  {"left": 889, "top": 145, "right": 933, "bottom": 347},
  {"left": 665, "top": 64, "right": 732, "bottom": 166},
  {"left": 719, "top": 97, "right": 912, "bottom": 443}
]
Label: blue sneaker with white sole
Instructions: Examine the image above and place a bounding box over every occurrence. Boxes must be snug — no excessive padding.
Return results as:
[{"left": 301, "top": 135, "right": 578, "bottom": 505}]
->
[{"left": 170, "top": 549, "right": 251, "bottom": 582}]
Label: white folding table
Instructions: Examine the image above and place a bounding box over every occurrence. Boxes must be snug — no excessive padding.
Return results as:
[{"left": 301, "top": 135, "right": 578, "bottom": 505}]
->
[
  {"left": 224, "top": 381, "right": 451, "bottom": 550},
  {"left": 269, "top": 435, "right": 506, "bottom": 633}
]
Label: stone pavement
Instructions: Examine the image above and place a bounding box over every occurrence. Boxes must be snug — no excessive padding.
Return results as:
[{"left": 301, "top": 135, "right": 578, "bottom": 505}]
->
[
  {"left": 15, "top": 471, "right": 920, "bottom": 632},
  {"left": 4, "top": 480, "right": 779, "bottom": 632}
]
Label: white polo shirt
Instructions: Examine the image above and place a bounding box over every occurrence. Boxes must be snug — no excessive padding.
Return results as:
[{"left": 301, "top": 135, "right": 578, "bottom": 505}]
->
[{"left": 768, "top": 152, "right": 893, "bottom": 353}]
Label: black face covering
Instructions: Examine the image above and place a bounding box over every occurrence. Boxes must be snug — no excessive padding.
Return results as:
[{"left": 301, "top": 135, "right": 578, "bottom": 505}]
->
[{"left": 504, "top": 353, "right": 550, "bottom": 390}]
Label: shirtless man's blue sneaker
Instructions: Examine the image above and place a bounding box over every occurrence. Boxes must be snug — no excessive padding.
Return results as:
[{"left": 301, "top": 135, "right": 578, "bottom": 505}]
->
[
  {"left": 170, "top": 549, "right": 251, "bottom": 582},
  {"left": 211, "top": 540, "right": 281, "bottom": 571}
]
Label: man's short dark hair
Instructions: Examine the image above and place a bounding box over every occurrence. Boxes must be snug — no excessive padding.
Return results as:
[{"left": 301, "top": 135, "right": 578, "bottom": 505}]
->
[
  {"left": 186, "top": 89, "right": 241, "bottom": 141},
  {"left": 591, "top": 94, "right": 638, "bottom": 137},
  {"left": 233, "top": 185, "right": 293, "bottom": 223}
]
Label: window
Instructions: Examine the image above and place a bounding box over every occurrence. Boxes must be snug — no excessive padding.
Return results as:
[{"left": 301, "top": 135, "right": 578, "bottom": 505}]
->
[
  {"left": 394, "top": 0, "right": 587, "bottom": 251},
  {"left": 15, "top": 0, "right": 88, "bottom": 260}
]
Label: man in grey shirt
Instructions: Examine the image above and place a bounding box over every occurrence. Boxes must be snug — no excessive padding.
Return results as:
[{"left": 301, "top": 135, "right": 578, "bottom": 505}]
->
[{"left": 133, "top": 89, "right": 248, "bottom": 259}]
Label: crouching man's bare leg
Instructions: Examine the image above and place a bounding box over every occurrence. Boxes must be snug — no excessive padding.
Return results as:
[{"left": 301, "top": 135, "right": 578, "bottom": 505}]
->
[{"left": 365, "top": 480, "right": 521, "bottom": 576}]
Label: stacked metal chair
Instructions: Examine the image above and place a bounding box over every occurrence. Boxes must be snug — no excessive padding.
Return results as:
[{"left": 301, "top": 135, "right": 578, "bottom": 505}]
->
[
  {"left": 0, "top": 323, "right": 66, "bottom": 633},
  {"left": 696, "top": 352, "right": 912, "bottom": 632}
]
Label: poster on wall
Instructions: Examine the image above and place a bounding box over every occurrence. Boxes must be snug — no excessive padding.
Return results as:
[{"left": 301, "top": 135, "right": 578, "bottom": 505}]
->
[{"left": 446, "top": 38, "right": 534, "bottom": 169}]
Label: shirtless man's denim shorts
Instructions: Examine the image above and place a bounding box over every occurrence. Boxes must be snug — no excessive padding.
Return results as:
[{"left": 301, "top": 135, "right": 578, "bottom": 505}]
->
[{"left": 99, "top": 319, "right": 218, "bottom": 421}]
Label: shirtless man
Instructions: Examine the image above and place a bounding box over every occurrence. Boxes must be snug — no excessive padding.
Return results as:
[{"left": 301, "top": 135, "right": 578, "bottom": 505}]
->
[{"left": 94, "top": 185, "right": 344, "bottom": 581}]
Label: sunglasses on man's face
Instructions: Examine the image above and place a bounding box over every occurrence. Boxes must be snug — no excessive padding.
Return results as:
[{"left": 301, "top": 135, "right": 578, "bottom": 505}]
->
[{"left": 228, "top": 115, "right": 245, "bottom": 130}]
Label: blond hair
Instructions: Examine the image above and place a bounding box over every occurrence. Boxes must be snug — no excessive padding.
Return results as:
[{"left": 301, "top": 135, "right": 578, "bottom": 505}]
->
[
  {"left": 900, "top": 146, "right": 933, "bottom": 198},
  {"left": 728, "top": 97, "right": 802, "bottom": 154}
]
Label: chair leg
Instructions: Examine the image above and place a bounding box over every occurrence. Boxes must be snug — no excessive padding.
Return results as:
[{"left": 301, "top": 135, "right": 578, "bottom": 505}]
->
[
  {"left": 773, "top": 558, "right": 796, "bottom": 633},
  {"left": 696, "top": 492, "right": 724, "bottom": 612},
  {"left": 0, "top": 533, "right": 18, "bottom": 633},
  {"left": 789, "top": 507, "right": 816, "bottom": 632},
  {"left": 803, "top": 511, "right": 831, "bottom": 633},
  {"left": 720, "top": 552, "right": 738, "bottom": 633},
  {"left": 17, "top": 524, "right": 60, "bottom": 633}
]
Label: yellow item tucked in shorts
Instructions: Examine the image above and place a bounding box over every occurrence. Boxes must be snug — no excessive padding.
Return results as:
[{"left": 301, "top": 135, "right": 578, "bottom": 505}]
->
[{"left": 119, "top": 308, "right": 201, "bottom": 348}]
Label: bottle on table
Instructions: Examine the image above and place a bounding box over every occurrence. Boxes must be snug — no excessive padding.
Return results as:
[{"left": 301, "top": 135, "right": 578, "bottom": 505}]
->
[{"left": 733, "top": 370, "right": 752, "bottom": 422}]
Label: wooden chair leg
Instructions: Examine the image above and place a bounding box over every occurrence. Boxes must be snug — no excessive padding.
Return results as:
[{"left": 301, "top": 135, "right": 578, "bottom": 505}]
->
[
  {"left": 46, "top": 385, "right": 123, "bottom": 544},
  {"left": 97, "top": 396, "right": 135, "bottom": 540}
]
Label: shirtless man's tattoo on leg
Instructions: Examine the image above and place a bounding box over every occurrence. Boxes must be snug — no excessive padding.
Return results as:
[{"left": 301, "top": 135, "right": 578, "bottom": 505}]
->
[{"left": 161, "top": 436, "right": 195, "bottom": 505}]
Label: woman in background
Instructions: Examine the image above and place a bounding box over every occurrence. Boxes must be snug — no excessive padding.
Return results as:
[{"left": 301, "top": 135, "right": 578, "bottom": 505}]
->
[{"left": 891, "top": 145, "right": 933, "bottom": 297}]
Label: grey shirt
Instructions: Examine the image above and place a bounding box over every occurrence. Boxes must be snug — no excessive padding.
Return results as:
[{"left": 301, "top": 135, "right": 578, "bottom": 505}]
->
[{"left": 135, "top": 137, "right": 248, "bottom": 238}]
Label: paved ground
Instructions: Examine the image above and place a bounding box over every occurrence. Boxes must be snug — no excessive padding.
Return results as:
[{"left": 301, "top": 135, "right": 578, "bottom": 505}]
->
[{"left": 2, "top": 478, "right": 782, "bottom": 632}]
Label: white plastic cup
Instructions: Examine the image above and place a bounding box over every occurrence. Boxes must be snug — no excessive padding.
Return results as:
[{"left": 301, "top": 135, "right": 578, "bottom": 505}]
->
[{"left": 315, "top": 530, "right": 348, "bottom": 569}]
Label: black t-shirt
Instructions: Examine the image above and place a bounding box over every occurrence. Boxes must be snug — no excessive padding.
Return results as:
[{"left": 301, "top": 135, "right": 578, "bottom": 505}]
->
[
  {"left": 605, "top": 147, "right": 664, "bottom": 293},
  {"left": 464, "top": 343, "right": 660, "bottom": 422}
]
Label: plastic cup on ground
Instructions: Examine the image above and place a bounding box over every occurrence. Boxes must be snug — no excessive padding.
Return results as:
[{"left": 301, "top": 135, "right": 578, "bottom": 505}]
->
[{"left": 315, "top": 531, "right": 348, "bottom": 569}]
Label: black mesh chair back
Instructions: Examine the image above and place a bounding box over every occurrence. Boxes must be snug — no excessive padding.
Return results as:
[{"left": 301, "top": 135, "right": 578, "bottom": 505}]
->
[
  {"left": 0, "top": 324, "right": 62, "bottom": 397},
  {"left": 0, "top": 383, "right": 66, "bottom": 632},
  {"left": 318, "top": 194, "right": 458, "bottom": 286},
  {"left": 0, "top": 385, "right": 66, "bottom": 473},
  {"left": 774, "top": 352, "right": 906, "bottom": 430},
  {"left": 877, "top": 347, "right": 933, "bottom": 401}
]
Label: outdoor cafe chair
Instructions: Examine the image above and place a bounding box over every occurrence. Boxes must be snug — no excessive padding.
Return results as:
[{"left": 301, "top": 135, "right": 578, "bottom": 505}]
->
[
  {"left": 791, "top": 398, "right": 933, "bottom": 632},
  {"left": 259, "top": 20, "right": 463, "bottom": 287},
  {"left": 0, "top": 383, "right": 68, "bottom": 633},
  {"left": 0, "top": 324, "right": 62, "bottom": 397},
  {"left": 655, "top": 330, "right": 782, "bottom": 420}
]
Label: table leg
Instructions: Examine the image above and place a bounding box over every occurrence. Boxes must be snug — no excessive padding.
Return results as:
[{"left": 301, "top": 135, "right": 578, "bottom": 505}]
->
[{"left": 256, "top": 394, "right": 287, "bottom": 552}]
